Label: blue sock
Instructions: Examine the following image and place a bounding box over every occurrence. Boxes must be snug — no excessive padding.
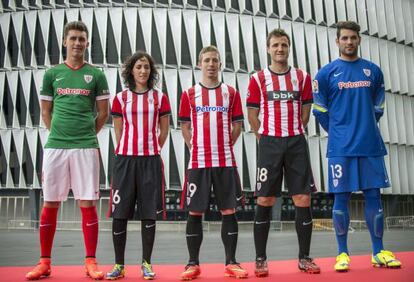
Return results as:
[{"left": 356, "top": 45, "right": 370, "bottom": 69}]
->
[
  {"left": 333, "top": 192, "right": 351, "bottom": 255},
  {"left": 363, "top": 189, "right": 384, "bottom": 255}
]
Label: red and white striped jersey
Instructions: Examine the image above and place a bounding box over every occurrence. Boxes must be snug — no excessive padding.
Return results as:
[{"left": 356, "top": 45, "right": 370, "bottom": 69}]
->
[
  {"left": 246, "top": 67, "right": 313, "bottom": 137},
  {"left": 178, "top": 83, "right": 244, "bottom": 169},
  {"left": 112, "top": 88, "right": 171, "bottom": 156}
]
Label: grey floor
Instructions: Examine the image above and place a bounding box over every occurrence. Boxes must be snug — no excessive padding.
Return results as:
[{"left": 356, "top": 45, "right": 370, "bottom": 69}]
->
[{"left": 1, "top": 229, "right": 413, "bottom": 267}]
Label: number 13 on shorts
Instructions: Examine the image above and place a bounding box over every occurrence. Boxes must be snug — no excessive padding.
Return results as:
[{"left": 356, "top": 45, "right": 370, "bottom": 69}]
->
[{"left": 329, "top": 162, "right": 343, "bottom": 189}]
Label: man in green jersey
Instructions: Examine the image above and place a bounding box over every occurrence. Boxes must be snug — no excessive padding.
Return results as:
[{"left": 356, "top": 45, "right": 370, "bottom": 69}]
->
[{"left": 26, "top": 21, "right": 109, "bottom": 280}]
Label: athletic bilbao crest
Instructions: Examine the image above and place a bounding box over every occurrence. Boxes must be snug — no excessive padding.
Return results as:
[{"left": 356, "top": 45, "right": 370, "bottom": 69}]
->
[
  {"left": 148, "top": 96, "right": 154, "bottom": 104},
  {"left": 84, "top": 74, "right": 93, "bottom": 83},
  {"left": 363, "top": 69, "right": 371, "bottom": 77},
  {"left": 223, "top": 92, "right": 229, "bottom": 100},
  {"left": 333, "top": 179, "right": 339, "bottom": 187},
  {"left": 291, "top": 78, "right": 298, "bottom": 87}
]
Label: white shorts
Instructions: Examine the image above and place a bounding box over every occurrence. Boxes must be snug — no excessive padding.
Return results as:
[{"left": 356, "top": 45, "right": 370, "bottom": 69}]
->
[{"left": 42, "top": 148, "right": 100, "bottom": 201}]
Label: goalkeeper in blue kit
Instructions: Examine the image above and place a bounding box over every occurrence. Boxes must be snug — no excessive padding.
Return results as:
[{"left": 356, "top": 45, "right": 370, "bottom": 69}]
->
[{"left": 312, "top": 21, "right": 402, "bottom": 272}]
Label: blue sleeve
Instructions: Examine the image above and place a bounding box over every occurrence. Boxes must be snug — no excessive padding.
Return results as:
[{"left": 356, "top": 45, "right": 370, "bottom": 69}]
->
[
  {"left": 312, "top": 70, "right": 330, "bottom": 132},
  {"left": 373, "top": 68, "right": 385, "bottom": 122}
]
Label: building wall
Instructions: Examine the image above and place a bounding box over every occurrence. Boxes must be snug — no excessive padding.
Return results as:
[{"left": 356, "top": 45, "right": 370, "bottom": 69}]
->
[{"left": 1, "top": 0, "right": 414, "bottom": 199}]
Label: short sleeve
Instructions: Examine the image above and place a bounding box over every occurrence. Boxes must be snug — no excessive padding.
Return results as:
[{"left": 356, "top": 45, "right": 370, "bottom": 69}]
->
[
  {"left": 111, "top": 95, "right": 122, "bottom": 117},
  {"left": 302, "top": 73, "right": 313, "bottom": 104},
  {"left": 232, "top": 91, "right": 244, "bottom": 122},
  {"left": 178, "top": 91, "right": 191, "bottom": 122},
  {"left": 95, "top": 69, "right": 110, "bottom": 101},
  {"left": 246, "top": 75, "right": 261, "bottom": 108},
  {"left": 40, "top": 68, "right": 54, "bottom": 101},
  {"left": 159, "top": 93, "right": 172, "bottom": 117}
]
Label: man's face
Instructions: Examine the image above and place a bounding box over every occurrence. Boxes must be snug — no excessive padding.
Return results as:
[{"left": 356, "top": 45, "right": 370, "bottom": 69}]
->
[
  {"left": 336, "top": 29, "right": 360, "bottom": 58},
  {"left": 199, "top": 51, "right": 221, "bottom": 80},
  {"left": 63, "top": 29, "right": 89, "bottom": 59},
  {"left": 267, "top": 36, "right": 290, "bottom": 65}
]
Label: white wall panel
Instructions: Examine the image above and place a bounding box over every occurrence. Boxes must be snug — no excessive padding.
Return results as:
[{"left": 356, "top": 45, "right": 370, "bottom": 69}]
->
[
  {"left": 292, "top": 22, "right": 306, "bottom": 71},
  {"left": 169, "top": 10, "right": 182, "bottom": 67},
  {"left": 236, "top": 73, "right": 250, "bottom": 130},
  {"left": 24, "top": 11, "right": 37, "bottom": 68},
  {"left": 406, "top": 146, "right": 414, "bottom": 194},
  {"left": 335, "top": 0, "right": 346, "bottom": 22},
  {"left": 280, "top": 20, "right": 293, "bottom": 66},
  {"left": 0, "top": 13, "right": 11, "bottom": 68},
  {"left": 94, "top": 8, "right": 108, "bottom": 65},
  {"left": 397, "top": 44, "right": 408, "bottom": 95},
  {"left": 324, "top": 0, "right": 336, "bottom": 27},
  {"left": 406, "top": 97, "right": 414, "bottom": 145},
  {"left": 406, "top": 47, "right": 414, "bottom": 96},
  {"left": 6, "top": 71, "right": 19, "bottom": 128},
  {"left": 11, "top": 12, "right": 24, "bottom": 68},
  {"left": 79, "top": 8, "right": 93, "bottom": 63},
  {"left": 356, "top": 0, "right": 369, "bottom": 33},
  {"left": 243, "top": 132, "right": 256, "bottom": 191},
  {"left": 375, "top": 0, "right": 387, "bottom": 38},
  {"left": 314, "top": 0, "right": 325, "bottom": 25},
  {"left": 51, "top": 9, "right": 64, "bottom": 63},
  {"left": 0, "top": 130, "right": 14, "bottom": 187},
  {"left": 360, "top": 34, "right": 370, "bottom": 60},
  {"left": 124, "top": 8, "right": 138, "bottom": 53},
  {"left": 138, "top": 8, "right": 153, "bottom": 53},
  {"left": 378, "top": 39, "right": 391, "bottom": 91},
  {"left": 395, "top": 95, "right": 407, "bottom": 144},
  {"left": 345, "top": 0, "right": 357, "bottom": 21},
  {"left": 387, "top": 42, "right": 400, "bottom": 93},
  {"left": 164, "top": 69, "right": 178, "bottom": 128},
  {"left": 109, "top": 8, "right": 123, "bottom": 64},
  {"left": 211, "top": 12, "right": 225, "bottom": 68},
  {"left": 394, "top": 0, "right": 405, "bottom": 43},
  {"left": 308, "top": 136, "right": 321, "bottom": 192},
  {"left": 382, "top": 144, "right": 393, "bottom": 194},
  {"left": 240, "top": 15, "right": 254, "bottom": 73},
  {"left": 386, "top": 93, "right": 398, "bottom": 144},
  {"left": 302, "top": 0, "right": 313, "bottom": 23},
  {"left": 225, "top": 13, "right": 239, "bottom": 71},
  {"left": 398, "top": 146, "right": 409, "bottom": 194},
  {"left": 389, "top": 144, "right": 401, "bottom": 194},
  {"left": 316, "top": 26, "right": 329, "bottom": 67},
  {"left": 402, "top": 0, "right": 413, "bottom": 44}
]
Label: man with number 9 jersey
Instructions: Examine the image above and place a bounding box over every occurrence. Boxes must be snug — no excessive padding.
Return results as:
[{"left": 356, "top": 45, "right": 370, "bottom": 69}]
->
[{"left": 178, "top": 46, "right": 248, "bottom": 280}]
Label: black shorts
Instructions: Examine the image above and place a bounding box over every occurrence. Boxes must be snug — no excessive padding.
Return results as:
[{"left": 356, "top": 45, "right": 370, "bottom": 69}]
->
[
  {"left": 255, "top": 134, "right": 315, "bottom": 198},
  {"left": 110, "top": 155, "right": 165, "bottom": 220},
  {"left": 184, "top": 167, "right": 243, "bottom": 213}
]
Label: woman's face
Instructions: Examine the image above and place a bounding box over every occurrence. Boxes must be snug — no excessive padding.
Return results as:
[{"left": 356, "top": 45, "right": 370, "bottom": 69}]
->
[{"left": 132, "top": 56, "right": 151, "bottom": 89}]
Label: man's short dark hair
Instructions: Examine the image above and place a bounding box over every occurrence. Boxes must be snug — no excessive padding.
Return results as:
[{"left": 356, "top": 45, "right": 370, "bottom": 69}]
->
[
  {"left": 336, "top": 21, "right": 361, "bottom": 38},
  {"left": 64, "top": 21, "right": 89, "bottom": 39},
  {"left": 266, "top": 28, "right": 290, "bottom": 47}
]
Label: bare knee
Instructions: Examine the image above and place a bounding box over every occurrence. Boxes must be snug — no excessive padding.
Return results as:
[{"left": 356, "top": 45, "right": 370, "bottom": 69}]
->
[
  {"left": 43, "top": 201, "right": 60, "bottom": 208},
  {"left": 292, "top": 194, "right": 311, "bottom": 207},
  {"left": 257, "top": 197, "right": 276, "bottom": 207},
  {"left": 220, "top": 209, "right": 235, "bottom": 215}
]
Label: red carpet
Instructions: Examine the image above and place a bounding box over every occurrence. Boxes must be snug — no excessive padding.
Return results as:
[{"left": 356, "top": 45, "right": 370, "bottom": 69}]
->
[{"left": 4, "top": 252, "right": 413, "bottom": 282}]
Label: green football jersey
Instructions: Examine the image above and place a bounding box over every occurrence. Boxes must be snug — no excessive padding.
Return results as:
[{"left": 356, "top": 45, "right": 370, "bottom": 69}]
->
[{"left": 40, "top": 63, "right": 109, "bottom": 149}]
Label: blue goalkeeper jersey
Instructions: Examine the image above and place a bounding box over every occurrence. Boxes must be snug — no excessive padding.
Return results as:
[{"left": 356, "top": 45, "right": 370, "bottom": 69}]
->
[{"left": 312, "top": 58, "right": 387, "bottom": 157}]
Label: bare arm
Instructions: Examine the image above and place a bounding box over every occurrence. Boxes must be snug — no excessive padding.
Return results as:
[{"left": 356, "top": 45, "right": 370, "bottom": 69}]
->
[
  {"left": 113, "top": 117, "right": 123, "bottom": 145},
  {"left": 247, "top": 108, "right": 261, "bottom": 140},
  {"left": 232, "top": 121, "right": 242, "bottom": 144},
  {"left": 301, "top": 104, "right": 311, "bottom": 128},
  {"left": 41, "top": 100, "right": 53, "bottom": 130},
  {"left": 95, "top": 99, "right": 109, "bottom": 134},
  {"left": 180, "top": 122, "right": 192, "bottom": 150},
  {"left": 158, "top": 115, "right": 170, "bottom": 148}
]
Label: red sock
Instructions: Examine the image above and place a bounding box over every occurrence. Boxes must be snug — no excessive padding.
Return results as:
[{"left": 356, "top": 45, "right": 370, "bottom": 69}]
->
[
  {"left": 39, "top": 207, "right": 58, "bottom": 258},
  {"left": 81, "top": 206, "right": 99, "bottom": 257}
]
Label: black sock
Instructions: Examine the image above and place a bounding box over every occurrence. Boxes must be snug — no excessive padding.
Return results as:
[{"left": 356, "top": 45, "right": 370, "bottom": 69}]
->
[
  {"left": 295, "top": 206, "right": 313, "bottom": 259},
  {"left": 112, "top": 218, "right": 128, "bottom": 265},
  {"left": 186, "top": 214, "right": 203, "bottom": 265},
  {"left": 221, "top": 214, "right": 238, "bottom": 265},
  {"left": 141, "top": 220, "right": 156, "bottom": 263},
  {"left": 254, "top": 205, "right": 272, "bottom": 260}
]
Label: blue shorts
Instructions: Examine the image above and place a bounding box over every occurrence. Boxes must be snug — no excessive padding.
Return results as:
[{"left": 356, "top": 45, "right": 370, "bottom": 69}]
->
[{"left": 328, "top": 156, "right": 390, "bottom": 193}]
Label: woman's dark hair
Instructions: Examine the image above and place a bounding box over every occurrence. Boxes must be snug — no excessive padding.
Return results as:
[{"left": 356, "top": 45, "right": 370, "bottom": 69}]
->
[{"left": 121, "top": 51, "right": 159, "bottom": 90}]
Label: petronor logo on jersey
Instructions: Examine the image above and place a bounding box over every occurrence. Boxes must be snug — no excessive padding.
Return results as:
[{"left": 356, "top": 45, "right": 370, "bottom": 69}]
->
[
  {"left": 57, "top": 88, "right": 91, "bottom": 96},
  {"left": 195, "top": 105, "right": 229, "bottom": 112},
  {"left": 84, "top": 74, "right": 93, "bottom": 83},
  {"left": 338, "top": 81, "right": 371, "bottom": 90}
]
